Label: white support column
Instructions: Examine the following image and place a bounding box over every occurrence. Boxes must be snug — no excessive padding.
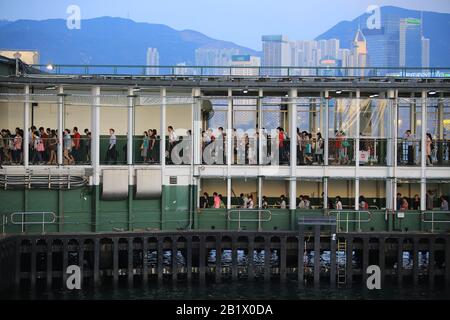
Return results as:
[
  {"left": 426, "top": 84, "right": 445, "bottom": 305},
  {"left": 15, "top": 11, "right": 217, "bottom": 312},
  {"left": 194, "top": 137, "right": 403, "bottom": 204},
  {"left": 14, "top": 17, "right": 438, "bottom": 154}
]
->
[
  {"left": 23, "top": 85, "right": 30, "bottom": 167},
  {"left": 227, "top": 88, "right": 233, "bottom": 166},
  {"left": 355, "top": 90, "right": 360, "bottom": 210},
  {"left": 324, "top": 90, "right": 329, "bottom": 166},
  {"left": 192, "top": 88, "right": 202, "bottom": 165},
  {"left": 258, "top": 177, "right": 263, "bottom": 208},
  {"left": 323, "top": 177, "right": 328, "bottom": 210},
  {"left": 258, "top": 89, "right": 263, "bottom": 165},
  {"left": 386, "top": 90, "right": 395, "bottom": 166},
  {"left": 420, "top": 90, "right": 427, "bottom": 210},
  {"left": 57, "top": 87, "right": 64, "bottom": 165},
  {"left": 226, "top": 89, "right": 233, "bottom": 210},
  {"left": 438, "top": 92, "right": 444, "bottom": 140},
  {"left": 289, "top": 88, "right": 297, "bottom": 210},
  {"left": 227, "top": 177, "right": 232, "bottom": 209},
  {"left": 127, "top": 88, "right": 134, "bottom": 165},
  {"left": 160, "top": 87, "right": 166, "bottom": 167},
  {"left": 392, "top": 89, "right": 399, "bottom": 210},
  {"left": 91, "top": 86, "right": 101, "bottom": 185}
]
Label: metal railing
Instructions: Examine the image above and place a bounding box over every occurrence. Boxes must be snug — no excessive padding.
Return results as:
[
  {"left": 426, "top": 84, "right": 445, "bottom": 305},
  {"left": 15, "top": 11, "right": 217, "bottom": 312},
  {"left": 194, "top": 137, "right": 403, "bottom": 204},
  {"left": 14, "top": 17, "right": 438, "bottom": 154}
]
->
[
  {"left": 9, "top": 211, "right": 56, "bottom": 234},
  {"left": 422, "top": 211, "right": 450, "bottom": 233},
  {"left": 329, "top": 210, "right": 372, "bottom": 233},
  {"left": 27, "top": 64, "right": 450, "bottom": 78},
  {"left": 226, "top": 209, "right": 272, "bottom": 231}
]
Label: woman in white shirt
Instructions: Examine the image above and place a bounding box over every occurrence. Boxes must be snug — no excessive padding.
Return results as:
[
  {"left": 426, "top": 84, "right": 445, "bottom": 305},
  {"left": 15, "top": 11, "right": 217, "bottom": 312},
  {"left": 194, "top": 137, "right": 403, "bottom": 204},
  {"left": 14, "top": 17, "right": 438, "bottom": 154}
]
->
[
  {"left": 247, "top": 195, "right": 254, "bottom": 209},
  {"left": 335, "top": 196, "right": 343, "bottom": 210}
]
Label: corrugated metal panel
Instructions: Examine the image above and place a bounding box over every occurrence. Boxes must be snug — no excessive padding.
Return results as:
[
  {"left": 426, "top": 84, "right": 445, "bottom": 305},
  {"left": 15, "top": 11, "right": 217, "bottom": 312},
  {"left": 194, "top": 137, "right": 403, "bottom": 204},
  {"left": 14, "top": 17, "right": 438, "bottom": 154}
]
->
[
  {"left": 101, "top": 169, "right": 128, "bottom": 200},
  {"left": 135, "top": 169, "right": 162, "bottom": 199}
]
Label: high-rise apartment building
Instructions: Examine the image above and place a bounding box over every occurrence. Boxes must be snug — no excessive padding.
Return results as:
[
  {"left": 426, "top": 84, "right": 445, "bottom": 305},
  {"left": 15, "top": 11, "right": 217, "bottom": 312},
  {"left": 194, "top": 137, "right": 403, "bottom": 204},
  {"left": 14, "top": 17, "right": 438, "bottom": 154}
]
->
[
  {"left": 261, "top": 35, "right": 291, "bottom": 75},
  {"left": 146, "top": 48, "right": 160, "bottom": 75},
  {"left": 231, "top": 55, "right": 261, "bottom": 76},
  {"left": 399, "top": 18, "right": 422, "bottom": 68}
]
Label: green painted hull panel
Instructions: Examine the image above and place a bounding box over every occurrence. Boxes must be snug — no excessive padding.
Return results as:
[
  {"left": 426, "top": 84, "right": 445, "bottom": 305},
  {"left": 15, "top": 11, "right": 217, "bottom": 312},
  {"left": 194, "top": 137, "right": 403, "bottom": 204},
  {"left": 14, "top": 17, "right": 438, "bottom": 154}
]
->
[{"left": 1, "top": 186, "right": 448, "bottom": 234}]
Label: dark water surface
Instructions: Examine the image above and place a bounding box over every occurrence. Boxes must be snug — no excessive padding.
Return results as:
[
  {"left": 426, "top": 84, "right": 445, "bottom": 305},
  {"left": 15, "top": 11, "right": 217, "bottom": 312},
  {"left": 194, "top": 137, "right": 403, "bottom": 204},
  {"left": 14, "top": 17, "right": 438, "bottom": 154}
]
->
[{"left": 2, "top": 281, "right": 449, "bottom": 300}]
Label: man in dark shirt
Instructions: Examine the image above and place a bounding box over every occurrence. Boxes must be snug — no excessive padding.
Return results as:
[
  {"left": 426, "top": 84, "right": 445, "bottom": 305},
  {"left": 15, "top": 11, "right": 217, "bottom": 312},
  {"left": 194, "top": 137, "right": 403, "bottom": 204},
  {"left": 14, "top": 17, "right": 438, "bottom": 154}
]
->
[{"left": 72, "top": 127, "right": 81, "bottom": 163}]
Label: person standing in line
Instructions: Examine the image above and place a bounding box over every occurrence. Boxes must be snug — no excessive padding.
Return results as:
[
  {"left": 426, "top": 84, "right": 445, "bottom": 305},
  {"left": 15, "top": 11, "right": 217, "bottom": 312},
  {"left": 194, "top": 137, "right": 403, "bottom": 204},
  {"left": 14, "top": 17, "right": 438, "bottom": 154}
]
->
[
  {"left": 278, "top": 195, "right": 287, "bottom": 209},
  {"left": 47, "top": 130, "right": 57, "bottom": 165},
  {"left": 218, "top": 194, "right": 226, "bottom": 208},
  {"left": 213, "top": 192, "right": 220, "bottom": 209},
  {"left": 400, "top": 197, "right": 409, "bottom": 211},
  {"left": 404, "top": 130, "right": 414, "bottom": 165},
  {"left": 315, "top": 132, "right": 324, "bottom": 164},
  {"left": 28, "top": 125, "right": 36, "bottom": 164},
  {"left": 359, "top": 195, "right": 369, "bottom": 210},
  {"left": 152, "top": 129, "right": 159, "bottom": 164},
  {"left": 247, "top": 195, "right": 254, "bottom": 209},
  {"left": 426, "top": 133, "right": 433, "bottom": 166},
  {"left": 39, "top": 127, "right": 49, "bottom": 163},
  {"left": 396, "top": 193, "right": 403, "bottom": 211},
  {"left": 167, "top": 126, "right": 178, "bottom": 164},
  {"left": 72, "top": 127, "right": 81, "bottom": 164},
  {"left": 335, "top": 196, "right": 343, "bottom": 210},
  {"left": 440, "top": 196, "right": 449, "bottom": 211},
  {"left": 298, "top": 195, "right": 306, "bottom": 209},
  {"left": 33, "top": 130, "right": 45, "bottom": 164},
  {"left": 12, "top": 129, "right": 22, "bottom": 164},
  {"left": 262, "top": 196, "right": 269, "bottom": 209},
  {"left": 141, "top": 131, "right": 149, "bottom": 163},
  {"left": 200, "top": 192, "right": 210, "bottom": 209},
  {"left": 412, "top": 194, "right": 420, "bottom": 210},
  {"left": 84, "top": 129, "right": 91, "bottom": 164},
  {"left": 63, "top": 129, "right": 74, "bottom": 165},
  {"left": 304, "top": 195, "right": 311, "bottom": 209},
  {"left": 106, "top": 128, "right": 117, "bottom": 164},
  {"left": 426, "top": 190, "right": 436, "bottom": 210}
]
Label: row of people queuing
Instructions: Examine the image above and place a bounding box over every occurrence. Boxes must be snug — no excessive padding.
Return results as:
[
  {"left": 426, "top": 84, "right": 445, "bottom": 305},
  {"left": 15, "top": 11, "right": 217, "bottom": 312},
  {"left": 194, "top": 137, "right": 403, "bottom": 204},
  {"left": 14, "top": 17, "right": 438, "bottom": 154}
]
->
[
  {"left": 200, "top": 126, "right": 326, "bottom": 165},
  {"left": 0, "top": 126, "right": 91, "bottom": 167},
  {"left": 200, "top": 193, "right": 348, "bottom": 210},
  {"left": 396, "top": 191, "right": 449, "bottom": 211}
]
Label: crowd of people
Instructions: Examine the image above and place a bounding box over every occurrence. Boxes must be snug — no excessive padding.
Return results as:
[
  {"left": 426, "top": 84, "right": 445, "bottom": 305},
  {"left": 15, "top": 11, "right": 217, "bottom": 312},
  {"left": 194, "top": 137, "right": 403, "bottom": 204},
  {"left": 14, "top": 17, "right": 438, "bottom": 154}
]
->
[
  {"left": 199, "top": 193, "right": 356, "bottom": 210},
  {"left": 400, "top": 130, "right": 442, "bottom": 166},
  {"left": 0, "top": 126, "right": 91, "bottom": 167},
  {"left": 199, "top": 191, "right": 449, "bottom": 212},
  {"left": 396, "top": 191, "right": 449, "bottom": 211},
  {"left": 1, "top": 124, "right": 447, "bottom": 167}
]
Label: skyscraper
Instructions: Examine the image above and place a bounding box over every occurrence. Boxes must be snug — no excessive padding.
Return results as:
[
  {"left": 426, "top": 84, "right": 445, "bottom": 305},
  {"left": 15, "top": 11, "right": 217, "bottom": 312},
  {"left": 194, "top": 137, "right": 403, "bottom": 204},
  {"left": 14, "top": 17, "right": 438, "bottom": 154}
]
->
[
  {"left": 231, "top": 55, "right": 261, "bottom": 76},
  {"left": 363, "top": 14, "right": 401, "bottom": 72},
  {"left": 350, "top": 29, "right": 368, "bottom": 76},
  {"left": 325, "top": 39, "right": 340, "bottom": 59},
  {"left": 146, "top": 48, "right": 159, "bottom": 75},
  {"left": 399, "top": 18, "right": 422, "bottom": 68},
  {"left": 261, "top": 35, "right": 290, "bottom": 75},
  {"left": 195, "top": 48, "right": 240, "bottom": 75},
  {"left": 421, "top": 37, "right": 430, "bottom": 68}
]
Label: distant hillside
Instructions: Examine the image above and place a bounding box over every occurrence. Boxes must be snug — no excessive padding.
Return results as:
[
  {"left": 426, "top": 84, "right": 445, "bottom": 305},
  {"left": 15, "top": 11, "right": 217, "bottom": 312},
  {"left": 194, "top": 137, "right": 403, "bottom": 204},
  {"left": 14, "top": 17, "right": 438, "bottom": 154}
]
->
[
  {"left": 0, "top": 17, "right": 259, "bottom": 65},
  {"left": 315, "top": 6, "right": 450, "bottom": 67}
]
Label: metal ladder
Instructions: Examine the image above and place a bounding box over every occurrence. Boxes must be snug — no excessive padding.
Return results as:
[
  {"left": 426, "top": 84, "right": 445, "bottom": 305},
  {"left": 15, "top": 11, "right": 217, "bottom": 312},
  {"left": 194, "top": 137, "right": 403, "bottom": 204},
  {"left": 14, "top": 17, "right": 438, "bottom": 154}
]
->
[{"left": 337, "top": 237, "right": 347, "bottom": 286}]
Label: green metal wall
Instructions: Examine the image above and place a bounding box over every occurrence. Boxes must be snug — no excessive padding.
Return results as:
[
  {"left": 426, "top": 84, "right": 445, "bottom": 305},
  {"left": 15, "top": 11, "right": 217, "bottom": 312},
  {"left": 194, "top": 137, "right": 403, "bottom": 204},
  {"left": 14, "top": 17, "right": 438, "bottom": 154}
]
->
[{"left": 0, "top": 186, "right": 447, "bottom": 234}]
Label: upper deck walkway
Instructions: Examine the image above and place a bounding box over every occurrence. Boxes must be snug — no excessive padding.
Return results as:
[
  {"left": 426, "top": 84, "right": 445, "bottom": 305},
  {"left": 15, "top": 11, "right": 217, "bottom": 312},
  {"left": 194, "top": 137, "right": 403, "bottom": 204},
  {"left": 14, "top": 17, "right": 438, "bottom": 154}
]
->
[{"left": 1, "top": 65, "right": 450, "bottom": 90}]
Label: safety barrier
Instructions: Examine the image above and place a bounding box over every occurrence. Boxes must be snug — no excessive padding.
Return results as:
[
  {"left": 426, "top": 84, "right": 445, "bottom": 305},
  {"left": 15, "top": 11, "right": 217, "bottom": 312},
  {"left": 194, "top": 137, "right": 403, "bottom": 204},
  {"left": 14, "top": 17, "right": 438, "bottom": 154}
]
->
[
  {"left": 9, "top": 212, "right": 56, "bottom": 234},
  {"left": 227, "top": 209, "right": 272, "bottom": 231},
  {"left": 329, "top": 210, "right": 372, "bottom": 233},
  {"left": 422, "top": 211, "right": 450, "bottom": 233}
]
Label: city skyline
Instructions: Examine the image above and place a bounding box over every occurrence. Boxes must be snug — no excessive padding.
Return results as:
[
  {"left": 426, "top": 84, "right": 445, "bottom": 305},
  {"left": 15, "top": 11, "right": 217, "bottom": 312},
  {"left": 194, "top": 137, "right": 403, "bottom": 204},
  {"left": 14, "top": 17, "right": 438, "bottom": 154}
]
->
[{"left": 0, "top": 0, "right": 449, "bottom": 51}]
